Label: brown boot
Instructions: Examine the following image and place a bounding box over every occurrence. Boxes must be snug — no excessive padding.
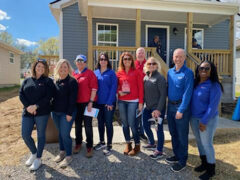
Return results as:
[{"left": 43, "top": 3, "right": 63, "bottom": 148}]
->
[
  {"left": 128, "top": 144, "right": 140, "bottom": 156},
  {"left": 123, "top": 142, "right": 132, "bottom": 155}
]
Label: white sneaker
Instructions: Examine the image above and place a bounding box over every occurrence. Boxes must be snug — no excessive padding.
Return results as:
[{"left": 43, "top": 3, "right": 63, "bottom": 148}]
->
[
  {"left": 25, "top": 153, "right": 37, "bottom": 166},
  {"left": 29, "top": 158, "right": 42, "bottom": 171}
]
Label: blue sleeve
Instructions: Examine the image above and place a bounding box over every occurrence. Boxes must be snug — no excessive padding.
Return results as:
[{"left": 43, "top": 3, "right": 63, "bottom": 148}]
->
[
  {"left": 178, "top": 70, "right": 194, "bottom": 113},
  {"left": 106, "top": 71, "right": 117, "bottom": 105},
  {"left": 200, "top": 83, "right": 222, "bottom": 125}
]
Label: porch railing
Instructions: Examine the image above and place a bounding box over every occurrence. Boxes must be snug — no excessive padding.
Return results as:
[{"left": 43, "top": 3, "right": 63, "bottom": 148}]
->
[
  {"left": 92, "top": 46, "right": 156, "bottom": 71},
  {"left": 191, "top": 49, "right": 232, "bottom": 76}
]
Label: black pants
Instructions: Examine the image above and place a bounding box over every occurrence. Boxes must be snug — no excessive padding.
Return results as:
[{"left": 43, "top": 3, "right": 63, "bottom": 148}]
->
[{"left": 75, "top": 103, "right": 93, "bottom": 148}]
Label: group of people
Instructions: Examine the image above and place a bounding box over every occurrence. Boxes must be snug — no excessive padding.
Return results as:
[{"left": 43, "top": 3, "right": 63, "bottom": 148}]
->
[{"left": 20, "top": 47, "right": 222, "bottom": 180}]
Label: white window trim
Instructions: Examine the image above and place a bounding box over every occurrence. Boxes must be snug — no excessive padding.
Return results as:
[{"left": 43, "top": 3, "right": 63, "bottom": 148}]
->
[
  {"left": 145, "top": 25, "right": 170, "bottom": 66},
  {"left": 9, "top": 51, "right": 15, "bottom": 64},
  {"left": 96, "top": 23, "right": 119, "bottom": 61},
  {"left": 96, "top": 23, "right": 119, "bottom": 46},
  {"left": 184, "top": 28, "right": 204, "bottom": 50}
]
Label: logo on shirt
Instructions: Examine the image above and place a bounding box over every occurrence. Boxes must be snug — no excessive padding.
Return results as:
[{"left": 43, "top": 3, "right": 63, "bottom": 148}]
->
[{"left": 178, "top": 76, "right": 183, "bottom": 80}]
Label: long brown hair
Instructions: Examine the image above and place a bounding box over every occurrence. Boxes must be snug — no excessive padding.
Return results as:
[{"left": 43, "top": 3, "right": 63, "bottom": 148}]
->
[
  {"left": 118, "top": 52, "right": 135, "bottom": 71},
  {"left": 31, "top": 59, "right": 49, "bottom": 78}
]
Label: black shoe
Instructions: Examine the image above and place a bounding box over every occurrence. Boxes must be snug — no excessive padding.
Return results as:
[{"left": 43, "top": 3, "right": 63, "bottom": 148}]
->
[
  {"left": 165, "top": 156, "right": 178, "bottom": 164},
  {"left": 170, "top": 163, "right": 186, "bottom": 172},
  {"left": 93, "top": 142, "right": 106, "bottom": 151},
  {"left": 140, "top": 134, "right": 148, "bottom": 141},
  {"left": 194, "top": 155, "right": 207, "bottom": 172},
  {"left": 103, "top": 145, "right": 112, "bottom": 156},
  {"left": 199, "top": 163, "right": 215, "bottom": 180}
]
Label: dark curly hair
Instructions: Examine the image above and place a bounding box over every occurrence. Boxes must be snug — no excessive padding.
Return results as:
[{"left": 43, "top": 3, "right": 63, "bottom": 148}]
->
[{"left": 194, "top": 60, "right": 224, "bottom": 92}]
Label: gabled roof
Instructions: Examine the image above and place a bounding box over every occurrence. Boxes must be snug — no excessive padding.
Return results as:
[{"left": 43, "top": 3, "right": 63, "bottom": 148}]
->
[
  {"left": 0, "top": 41, "right": 24, "bottom": 55},
  {"left": 50, "top": 0, "right": 61, "bottom": 4}
]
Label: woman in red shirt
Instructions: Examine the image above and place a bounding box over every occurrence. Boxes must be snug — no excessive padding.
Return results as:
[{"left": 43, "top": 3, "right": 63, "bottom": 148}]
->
[{"left": 117, "top": 52, "right": 144, "bottom": 156}]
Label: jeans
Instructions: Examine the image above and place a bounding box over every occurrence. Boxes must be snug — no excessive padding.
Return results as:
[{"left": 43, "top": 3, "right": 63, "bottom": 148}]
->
[
  {"left": 118, "top": 100, "right": 140, "bottom": 144},
  {"left": 75, "top": 103, "right": 93, "bottom": 148},
  {"left": 167, "top": 103, "right": 190, "bottom": 166},
  {"left": 51, "top": 111, "right": 76, "bottom": 156},
  {"left": 190, "top": 115, "right": 218, "bottom": 164},
  {"left": 21, "top": 114, "right": 49, "bottom": 158},
  {"left": 143, "top": 108, "right": 165, "bottom": 152},
  {"left": 96, "top": 104, "right": 115, "bottom": 145}
]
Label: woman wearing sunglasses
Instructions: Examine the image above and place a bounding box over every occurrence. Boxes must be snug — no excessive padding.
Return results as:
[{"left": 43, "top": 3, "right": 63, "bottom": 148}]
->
[
  {"left": 19, "top": 59, "right": 54, "bottom": 170},
  {"left": 142, "top": 57, "right": 167, "bottom": 159},
  {"left": 94, "top": 53, "right": 117, "bottom": 155},
  {"left": 117, "top": 52, "right": 144, "bottom": 156},
  {"left": 190, "top": 60, "right": 223, "bottom": 180}
]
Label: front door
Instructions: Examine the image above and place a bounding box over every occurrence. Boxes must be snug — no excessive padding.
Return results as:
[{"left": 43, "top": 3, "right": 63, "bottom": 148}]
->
[{"left": 147, "top": 26, "right": 168, "bottom": 64}]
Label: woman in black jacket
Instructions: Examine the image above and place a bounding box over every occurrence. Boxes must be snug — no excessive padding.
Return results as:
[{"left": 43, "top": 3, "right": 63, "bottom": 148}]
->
[
  {"left": 51, "top": 59, "right": 78, "bottom": 168},
  {"left": 19, "top": 59, "right": 54, "bottom": 171}
]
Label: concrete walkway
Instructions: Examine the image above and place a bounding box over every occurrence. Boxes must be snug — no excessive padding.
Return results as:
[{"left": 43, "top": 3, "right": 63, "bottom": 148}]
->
[{"left": 70, "top": 117, "right": 240, "bottom": 144}]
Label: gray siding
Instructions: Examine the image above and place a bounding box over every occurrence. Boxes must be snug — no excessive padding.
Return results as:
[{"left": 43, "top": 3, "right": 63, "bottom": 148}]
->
[
  {"left": 62, "top": 3, "right": 88, "bottom": 67},
  {"left": 62, "top": 3, "right": 230, "bottom": 66}
]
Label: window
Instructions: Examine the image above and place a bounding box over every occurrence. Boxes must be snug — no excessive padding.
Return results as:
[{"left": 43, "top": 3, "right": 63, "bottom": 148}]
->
[
  {"left": 96, "top": 23, "right": 118, "bottom": 61},
  {"left": 184, "top": 28, "right": 204, "bottom": 49},
  {"left": 9, "top": 52, "right": 14, "bottom": 63}
]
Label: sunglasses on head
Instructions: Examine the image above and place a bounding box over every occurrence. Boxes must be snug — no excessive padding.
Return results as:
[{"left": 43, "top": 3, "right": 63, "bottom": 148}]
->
[
  {"left": 147, "top": 62, "right": 157, "bottom": 66},
  {"left": 100, "top": 58, "right": 107, "bottom": 61},
  {"left": 123, "top": 57, "right": 132, "bottom": 61},
  {"left": 199, "top": 66, "right": 210, "bottom": 71},
  {"left": 37, "top": 58, "right": 46, "bottom": 62}
]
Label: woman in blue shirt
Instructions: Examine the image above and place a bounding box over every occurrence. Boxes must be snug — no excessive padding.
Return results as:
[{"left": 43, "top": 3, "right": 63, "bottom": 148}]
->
[
  {"left": 190, "top": 60, "right": 223, "bottom": 180},
  {"left": 94, "top": 53, "right": 117, "bottom": 155}
]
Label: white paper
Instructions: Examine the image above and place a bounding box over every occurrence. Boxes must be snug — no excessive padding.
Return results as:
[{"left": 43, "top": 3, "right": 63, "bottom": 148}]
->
[{"left": 84, "top": 107, "right": 99, "bottom": 118}]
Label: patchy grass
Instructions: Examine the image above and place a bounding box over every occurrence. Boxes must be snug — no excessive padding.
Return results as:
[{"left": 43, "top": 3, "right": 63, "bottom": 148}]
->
[
  {"left": 0, "top": 85, "right": 20, "bottom": 92},
  {"left": 165, "top": 128, "right": 240, "bottom": 180},
  {"left": 236, "top": 91, "right": 240, "bottom": 98}
]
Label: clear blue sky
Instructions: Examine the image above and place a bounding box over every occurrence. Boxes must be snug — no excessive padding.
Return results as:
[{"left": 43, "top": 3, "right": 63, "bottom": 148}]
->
[{"left": 0, "top": 0, "right": 59, "bottom": 46}]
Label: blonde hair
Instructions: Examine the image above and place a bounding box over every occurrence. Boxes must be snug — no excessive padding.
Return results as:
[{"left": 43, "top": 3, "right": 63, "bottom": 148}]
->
[
  {"left": 143, "top": 57, "right": 161, "bottom": 74},
  {"left": 54, "top": 59, "right": 74, "bottom": 81}
]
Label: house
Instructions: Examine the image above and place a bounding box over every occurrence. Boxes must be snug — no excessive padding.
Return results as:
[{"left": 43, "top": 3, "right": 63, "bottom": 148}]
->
[
  {"left": 0, "top": 41, "right": 23, "bottom": 87},
  {"left": 49, "top": 0, "right": 240, "bottom": 103},
  {"left": 236, "top": 39, "right": 240, "bottom": 88}
]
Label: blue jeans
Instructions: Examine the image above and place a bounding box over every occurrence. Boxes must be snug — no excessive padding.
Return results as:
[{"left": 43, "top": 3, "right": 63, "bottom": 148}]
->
[
  {"left": 51, "top": 111, "right": 76, "bottom": 156},
  {"left": 21, "top": 114, "right": 49, "bottom": 158},
  {"left": 118, "top": 100, "right": 140, "bottom": 144},
  {"left": 96, "top": 104, "right": 115, "bottom": 145},
  {"left": 190, "top": 115, "right": 218, "bottom": 164},
  {"left": 167, "top": 103, "right": 190, "bottom": 166},
  {"left": 143, "top": 108, "right": 165, "bottom": 152}
]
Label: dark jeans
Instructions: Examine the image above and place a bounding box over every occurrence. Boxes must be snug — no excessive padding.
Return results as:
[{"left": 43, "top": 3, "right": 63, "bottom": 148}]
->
[
  {"left": 21, "top": 114, "right": 49, "bottom": 158},
  {"left": 118, "top": 100, "right": 140, "bottom": 144},
  {"left": 96, "top": 104, "right": 115, "bottom": 145},
  {"left": 167, "top": 103, "right": 190, "bottom": 166},
  {"left": 51, "top": 111, "right": 76, "bottom": 156},
  {"left": 143, "top": 108, "right": 165, "bottom": 152},
  {"left": 75, "top": 103, "right": 93, "bottom": 148}
]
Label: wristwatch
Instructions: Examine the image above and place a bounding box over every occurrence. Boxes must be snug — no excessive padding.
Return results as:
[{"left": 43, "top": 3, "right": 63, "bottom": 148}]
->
[{"left": 89, "top": 100, "right": 94, "bottom": 103}]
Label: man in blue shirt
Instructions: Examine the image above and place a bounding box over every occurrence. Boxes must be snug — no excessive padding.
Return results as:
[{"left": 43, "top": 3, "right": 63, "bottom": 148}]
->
[{"left": 165, "top": 48, "right": 194, "bottom": 172}]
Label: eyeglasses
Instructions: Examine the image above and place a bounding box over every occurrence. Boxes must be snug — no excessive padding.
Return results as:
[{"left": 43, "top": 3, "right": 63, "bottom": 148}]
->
[
  {"left": 123, "top": 58, "right": 132, "bottom": 61},
  {"left": 100, "top": 58, "right": 107, "bottom": 61},
  {"left": 76, "top": 59, "right": 85, "bottom": 63},
  {"left": 199, "top": 67, "right": 210, "bottom": 71},
  {"left": 147, "top": 62, "right": 157, "bottom": 66}
]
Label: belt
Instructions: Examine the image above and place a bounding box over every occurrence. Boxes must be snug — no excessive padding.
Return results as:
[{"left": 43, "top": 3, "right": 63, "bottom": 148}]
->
[{"left": 169, "top": 100, "right": 182, "bottom": 105}]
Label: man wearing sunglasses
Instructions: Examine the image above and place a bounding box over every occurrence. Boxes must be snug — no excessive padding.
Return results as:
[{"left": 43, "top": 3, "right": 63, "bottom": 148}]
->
[{"left": 165, "top": 48, "right": 194, "bottom": 172}]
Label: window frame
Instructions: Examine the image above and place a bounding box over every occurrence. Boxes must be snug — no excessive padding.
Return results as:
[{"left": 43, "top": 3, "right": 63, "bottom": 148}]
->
[
  {"left": 9, "top": 51, "right": 15, "bottom": 64},
  {"left": 184, "top": 28, "right": 204, "bottom": 49}
]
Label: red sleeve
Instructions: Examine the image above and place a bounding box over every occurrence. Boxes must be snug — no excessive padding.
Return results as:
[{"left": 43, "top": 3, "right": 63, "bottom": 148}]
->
[
  {"left": 89, "top": 70, "right": 98, "bottom": 90},
  {"left": 116, "top": 71, "right": 121, "bottom": 94},
  {"left": 137, "top": 70, "right": 144, "bottom": 103}
]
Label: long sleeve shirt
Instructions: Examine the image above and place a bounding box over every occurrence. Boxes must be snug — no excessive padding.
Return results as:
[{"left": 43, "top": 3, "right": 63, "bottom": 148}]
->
[
  {"left": 191, "top": 80, "right": 222, "bottom": 125},
  {"left": 117, "top": 68, "right": 144, "bottom": 103},
  {"left": 167, "top": 64, "right": 194, "bottom": 113},
  {"left": 144, "top": 70, "right": 167, "bottom": 111},
  {"left": 135, "top": 59, "right": 146, "bottom": 76},
  {"left": 19, "top": 76, "right": 54, "bottom": 116},
  {"left": 73, "top": 68, "right": 98, "bottom": 103},
  {"left": 94, "top": 69, "right": 117, "bottom": 105},
  {"left": 52, "top": 75, "right": 78, "bottom": 116}
]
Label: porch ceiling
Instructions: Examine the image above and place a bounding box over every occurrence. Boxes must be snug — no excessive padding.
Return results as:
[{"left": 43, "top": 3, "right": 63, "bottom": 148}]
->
[{"left": 78, "top": 0, "right": 239, "bottom": 26}]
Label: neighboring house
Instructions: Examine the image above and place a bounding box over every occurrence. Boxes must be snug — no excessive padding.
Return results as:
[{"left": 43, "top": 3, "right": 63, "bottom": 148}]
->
[
  {"left": 0, "top": 41, "right": 23, "bottom": 87},
  {"left": 49, "top": 0, "right": 239, "bottom": 102},
  {"left": 236, "top": 39, "right": 240, "bottom": 86}
]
